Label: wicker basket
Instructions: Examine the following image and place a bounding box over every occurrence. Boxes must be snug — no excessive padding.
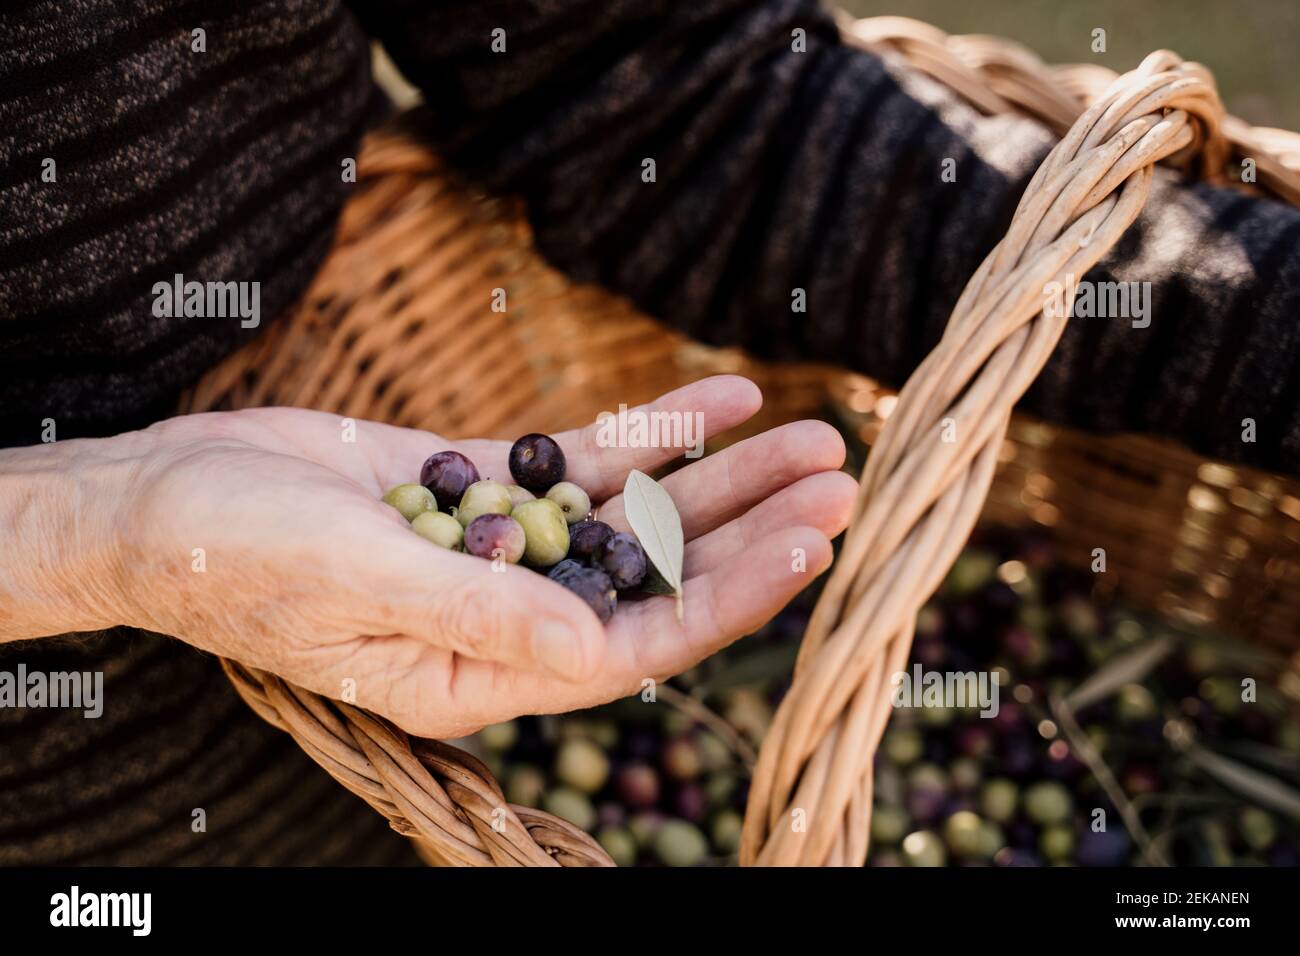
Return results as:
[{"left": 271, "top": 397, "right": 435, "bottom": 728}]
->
[{"left": 179, "top": 18, "right": 1300, "bottom": 866}]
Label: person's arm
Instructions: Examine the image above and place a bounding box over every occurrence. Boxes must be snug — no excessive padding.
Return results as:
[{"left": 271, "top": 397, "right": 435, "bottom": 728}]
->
[
  {"left": 0, "top": 379, "right": 853, "bottom": 737},
  {"left": 350, "top": 0, "right": 1300, "bottom": 474}
]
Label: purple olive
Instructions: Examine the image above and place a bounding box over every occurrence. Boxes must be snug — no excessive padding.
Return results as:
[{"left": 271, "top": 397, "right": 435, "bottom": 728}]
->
[
  {"left": 595, "top": 532, "right": 648, "bottom": 591},
  {"left": 464, "top": 513, "right": 525, "bottom": 563},
  {"left": 569, "top": 519, "right": 614, "bottom": 564},
  {"left": 616, "top": 764, "right": 661, "bottom": 808},
  {"left": 551, "top": 564, "right": 617, "bottom": 622},
  {"left": 420, "top": 450, "right": 480, "bottom": 512},
  {"left": 508, "top": 433, "right": 566, "bottom": 492}
]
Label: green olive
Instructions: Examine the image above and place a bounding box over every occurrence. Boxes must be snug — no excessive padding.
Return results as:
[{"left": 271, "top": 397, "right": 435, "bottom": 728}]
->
[
  {"left": 505, "top": 765, "right": 546, "bottom": 807},
  {"left": 870, "top": 805, "right": 911, "bottom": 846},
  {"left": 512, "top": 498, "right": 571, "bottom": 567},
  {"left": 1039, "top": 824, "right": 1076, "bottom": 862},
  {"left": 653, "top": 819, "right": 708, "bottom": 867},
  {"left": 554, "top": 738, "right": 610, "bottom": 794},
  {"left": 382, "top": 483, "right": 436, "bottom": 522},
  {"left": 456, "top": 479, "right": 513, "bottom": 528},
  {"left": 596, "top": 826, "right": 638, "bottom": 867},
  {"left": 505, "top": 484, "right": 536, "bottom": 508},
  {"left": 545, "top": 481, "right": 592, "bottom": 525},
  {"left": 710, "top": 809, "right": 743, "bottom": 854},
  {"left": 411, "top": 511, "right": 464, "bottom": 550},
  {"left": 543, "top": 787, "right": 596, "bottom": 832}
]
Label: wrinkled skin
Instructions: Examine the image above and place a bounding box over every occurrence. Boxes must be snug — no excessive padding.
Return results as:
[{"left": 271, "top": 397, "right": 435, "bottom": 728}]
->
[{"left": 6, "top": 377, "right": 856, "bottom": 739}]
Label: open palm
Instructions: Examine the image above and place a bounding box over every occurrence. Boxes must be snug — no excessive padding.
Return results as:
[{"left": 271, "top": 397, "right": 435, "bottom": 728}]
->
[{"left": 119, "top": 376, "right": 855, "bottom": 738}]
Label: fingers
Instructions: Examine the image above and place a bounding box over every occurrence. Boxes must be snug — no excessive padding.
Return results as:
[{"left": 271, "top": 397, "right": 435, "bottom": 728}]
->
[
  {"left": 598, "top": 419, "right": 847, "bottom": 539},
  {"left": 608, "top": 526, "right": 834, "bottom": 677},
  {"left": 346, "top": 519, "right": 608, "bottom": 681},
  {"left": 312, "top": 374, "right": 765, "bottom": 497},
  {"left": 555, "top": 375, "right": 763, "bottom": 499},
  {"left": 428, "top": 526, "right": 834, "bottom": 726},
  {"left": 680, "top": 470, "right": 857, "bottom": 577}
]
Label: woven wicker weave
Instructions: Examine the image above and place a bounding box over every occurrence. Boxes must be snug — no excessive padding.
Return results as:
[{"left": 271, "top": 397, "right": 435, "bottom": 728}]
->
[{"left": 180, "top": 18, "right": 1300, "bottom": 866}]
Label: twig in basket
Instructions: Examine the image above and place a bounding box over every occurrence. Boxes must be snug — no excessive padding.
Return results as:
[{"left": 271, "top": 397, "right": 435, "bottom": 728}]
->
[
  {"left": 655, "top": 682, "right": 757, "bottom": 770},
  {"left": 1050, "top": 691, "right": 1168, "bottom": 867}
]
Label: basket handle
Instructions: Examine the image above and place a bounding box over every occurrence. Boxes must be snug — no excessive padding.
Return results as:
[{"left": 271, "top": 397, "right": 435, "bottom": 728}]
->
[{"left": 740, "top": 50, "right": 1228, "bottom": 866}]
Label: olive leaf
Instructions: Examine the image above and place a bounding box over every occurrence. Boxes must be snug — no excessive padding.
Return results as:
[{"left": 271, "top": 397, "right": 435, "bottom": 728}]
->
[
  {"left": 623, "top": 469, "right": 685, "bottom": 622},
  {"left": 1177, "top": 736, "right": 1300, "bottom": 822},
  {"left": 1064, "top": 634, "right": 1175, "bottom": 713}
]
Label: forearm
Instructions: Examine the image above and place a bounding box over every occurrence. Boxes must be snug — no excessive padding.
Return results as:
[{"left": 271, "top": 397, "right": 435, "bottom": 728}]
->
[
  {"left": 0, "top": 436, "right": 141, "bottom": 642},
  {"left": 355, "top": 0, "right": 1300, "bottom": 474}
]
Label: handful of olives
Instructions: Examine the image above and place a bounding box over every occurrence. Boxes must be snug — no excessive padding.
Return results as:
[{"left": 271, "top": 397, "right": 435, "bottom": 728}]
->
[{"left": 382, "top": 433, "right": 653, "bottom": 623}]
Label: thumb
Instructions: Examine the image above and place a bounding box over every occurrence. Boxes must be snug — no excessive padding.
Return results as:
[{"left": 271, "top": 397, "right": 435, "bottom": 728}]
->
[{"left": 359, "top": 524, "right": 607, "bottom": 681}]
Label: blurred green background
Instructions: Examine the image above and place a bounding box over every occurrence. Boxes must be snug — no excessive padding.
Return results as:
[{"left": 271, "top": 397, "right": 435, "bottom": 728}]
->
[{"left": 841, "top": 0, "right": 1300, "bottom": 129}]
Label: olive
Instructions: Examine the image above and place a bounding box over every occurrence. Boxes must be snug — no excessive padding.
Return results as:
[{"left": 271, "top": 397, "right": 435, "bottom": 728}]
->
[
  {"left": 945, "top": 550, "right": 997, "bottom": 597},
  {"left": 545, "top": 481, "right": 592, "bottom": 525},
  {"left": 597, "top": 802, "right": 626, "bottom": 830},
  {"left": 410, "top": 510, "right": 464, "bottom": 550},
  {"left": 554, "top": 738, "right": 610, "bottom": 794},
  {"left": 616, "top": 764, "right": 660, "bottom": 808},
  {"left": 870, "top": 805, "right": 910, "bottom": 846},
  {"left": 653, "top": 819, "right": 709, "bottom": 867},
  {"left": 568, "top": 519, "right": 614, "bottom": 563},
  {"left": 505, "top": 484, "right": 536, "bottom": 508},
  {"left": 464, "top": 513, "right": 526, "bottom": 563},
  {"left": 551, "top": 564, "right": 617, "bottom": 622},
  {"left": 1239, "top": 807, "right": 1277, "bottom": 850},
  {"left": 382, "top": 483, "right": 435, "bottom": 521},
  {"left": 504, "top": 765, "right": 546, "bottom": 807},
  {"left": 628, "top": 812, "right": 664, "bottom": 849},
  {"left": 586, "top": 718, "right": 619, "bottom": 749},
  {"left": 419, "top": 450, "right": 480, "bottom": 512},
  {"left": 1116, "top": 683, "right": 1158, "bottom": 722},
  {"left": 710, "top": 810, "right": 744, "bottom": 854},
  {"left": 704, "top": 772, "right": 737, "bottom": 808},
  {"left": 1038, "top": 824, "right": 1076, "bottom": 862},
  {"left": 901, "top": 830, "right": 947, "bottom": 867},
  {"left": 595, "top": 532, "right": 648, "bottom": 590},
  {"left": 1077, "top": 827, "right": 1131, "bottom": 867},
  {"left": 695, "top": 733, "right": 732, "bottom": 773},
  {"left": 456, "top": 479, "right": 513, "bottom": 529},
  {"left": 596, "top": 826, "right": 638, "bottom": 867},
  {"left": 511, "top": 498, "right": 570, "bottom": 567},
  {"left": 979, "top": 778, "right": 1019, "bottom": 825},
  {"left": 478, "top": 720, "right": 518, "bottom": 752},
  {"left": 508, "top": 433, "right": 566, "bottom": 492},
  {"left": 883, "top": 726, "right": 924, "bottom": 766},
  {"left": 543, "top": 786, "right": 597, "bottom": 832},
  {"left": 662, "top": 737, "right": 703, "bottom": 781},
  {"left": 949, "top": 756, "right": 982, "bottom": 792},
  {"left": 674, "top": 783, "right": 708, "bottom": 824},
  {"left": 943, "top": 811, "right": 1000, "bottom": 860},
  {"left": 1024, "top": 781, "right": 1073, "bottom": 826}
]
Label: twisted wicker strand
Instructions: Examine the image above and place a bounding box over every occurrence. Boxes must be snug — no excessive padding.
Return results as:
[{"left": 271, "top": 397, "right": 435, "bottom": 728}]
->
[
  {"left": 842, "top": 14, "right": 1299, "bottom": 201},
  {"left": 221, "top": 661, "right": 613, "bottom": 866},
  {"left": 741, "top": 54, "right": 1226, "bottom": 866}
]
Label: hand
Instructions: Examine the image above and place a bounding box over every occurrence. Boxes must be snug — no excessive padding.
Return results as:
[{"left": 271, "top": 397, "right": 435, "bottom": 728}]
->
[{"left": 15, "top": 377, "right": 856, "bottom": 738}]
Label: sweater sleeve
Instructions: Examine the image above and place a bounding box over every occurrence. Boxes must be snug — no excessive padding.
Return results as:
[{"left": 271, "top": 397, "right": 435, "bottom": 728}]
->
[{"left": 348, "top": 0, "right": 1300, "bottom": 475}]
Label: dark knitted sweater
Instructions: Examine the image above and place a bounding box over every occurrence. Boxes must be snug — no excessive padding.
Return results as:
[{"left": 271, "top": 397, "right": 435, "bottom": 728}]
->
[{"left": 1, "top": 0, "right": 1297, "bottom": 864}]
